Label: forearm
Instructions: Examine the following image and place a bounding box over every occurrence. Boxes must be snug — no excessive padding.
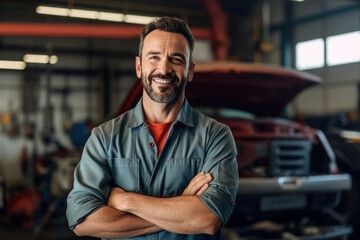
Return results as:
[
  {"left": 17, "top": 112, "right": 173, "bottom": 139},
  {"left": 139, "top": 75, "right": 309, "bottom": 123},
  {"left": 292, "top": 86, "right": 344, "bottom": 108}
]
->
[
  {"left": 73, "top": 205, "right": 162, "bottom": 239},
  {"left": 118, "top": 193, "right": 221, "bottom": 235}
]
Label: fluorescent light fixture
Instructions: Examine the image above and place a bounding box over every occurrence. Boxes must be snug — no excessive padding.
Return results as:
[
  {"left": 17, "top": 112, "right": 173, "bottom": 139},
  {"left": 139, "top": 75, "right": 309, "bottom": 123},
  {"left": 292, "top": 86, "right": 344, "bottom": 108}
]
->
[
  {"left": 98, "top": 12, "right": 124, "bottom": 22},
  {"left": 49, "top": 55, "right": 58, "bottom": 64},
  {"left": 0, "top": 60, "right": 26, "bottom": 70},
  {"left": 326, "top": 31, "right": 360, "bottom": 66},
  {"left": 124, "top": 14, "right": 156, "bottom": 25},
  {"left": 23, "top": 54, "right": 58, "bottom": 64},
  {"left": 68, "top": 8, "right": 98, "bottom": 19},
  {"left": 36, "top": 6, "right": 68, "bottom": 16},
  {"left": 296, "top": 38, "right": 324, "bottom": 70},
  {"left": 36, "top": 5, "right": 156, "bottom": 24}
]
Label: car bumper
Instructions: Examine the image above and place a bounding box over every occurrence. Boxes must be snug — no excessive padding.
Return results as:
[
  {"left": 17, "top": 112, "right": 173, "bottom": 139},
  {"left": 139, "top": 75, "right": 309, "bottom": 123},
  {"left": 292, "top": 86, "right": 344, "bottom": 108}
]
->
[{"left": 238, "top": 174, "right": 351, "bottom": 195}]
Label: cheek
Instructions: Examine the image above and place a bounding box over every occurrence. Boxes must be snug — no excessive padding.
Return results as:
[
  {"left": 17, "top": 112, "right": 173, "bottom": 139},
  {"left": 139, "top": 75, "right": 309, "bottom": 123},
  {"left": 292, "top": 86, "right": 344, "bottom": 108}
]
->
[{"left": 142, "top": 63, "right": 157, "bottom": 76}]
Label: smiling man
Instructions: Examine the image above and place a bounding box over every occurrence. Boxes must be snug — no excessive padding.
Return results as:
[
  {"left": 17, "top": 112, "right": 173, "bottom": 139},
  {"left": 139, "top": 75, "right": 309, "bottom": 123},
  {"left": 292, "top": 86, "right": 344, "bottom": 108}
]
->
[{"left": 66, "top": 17, "right": 239, "bottom": 240}]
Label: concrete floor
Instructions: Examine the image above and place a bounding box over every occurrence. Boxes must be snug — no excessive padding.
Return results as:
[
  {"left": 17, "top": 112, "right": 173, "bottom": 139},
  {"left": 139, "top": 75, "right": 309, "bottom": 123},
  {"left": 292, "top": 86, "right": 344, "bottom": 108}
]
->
[
  {"left": 0, "top": 224, "right": 82, "bottom": 240},
  {"left": 0, "top": 210, "right": 98, "bottom": 240},
  {"left": 0, "top": 200, "right": 96, "bottom": 240}
]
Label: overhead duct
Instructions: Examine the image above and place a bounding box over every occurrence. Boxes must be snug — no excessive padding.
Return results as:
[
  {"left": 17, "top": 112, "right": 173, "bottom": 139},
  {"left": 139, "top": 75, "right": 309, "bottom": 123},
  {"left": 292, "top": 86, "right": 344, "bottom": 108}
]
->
[
  {"left": 201, "top": 0, "right": 229, "bottom": 61},
  {"left": 0, "top": 22, "right": 211, "bottom": 39}
]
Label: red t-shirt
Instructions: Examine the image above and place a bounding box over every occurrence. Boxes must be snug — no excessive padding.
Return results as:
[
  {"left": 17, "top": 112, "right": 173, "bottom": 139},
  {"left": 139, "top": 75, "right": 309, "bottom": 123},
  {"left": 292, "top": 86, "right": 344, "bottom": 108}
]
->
[{"left": 147, "top": 120, "right": 174, "bottom": 156}]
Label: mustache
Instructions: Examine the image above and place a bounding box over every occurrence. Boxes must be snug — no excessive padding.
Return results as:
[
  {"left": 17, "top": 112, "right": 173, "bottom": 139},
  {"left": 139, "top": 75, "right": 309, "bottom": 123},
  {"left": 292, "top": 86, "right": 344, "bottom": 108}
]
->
[{"left": 149, "top": 73, "right": 179, "bottom": 81}]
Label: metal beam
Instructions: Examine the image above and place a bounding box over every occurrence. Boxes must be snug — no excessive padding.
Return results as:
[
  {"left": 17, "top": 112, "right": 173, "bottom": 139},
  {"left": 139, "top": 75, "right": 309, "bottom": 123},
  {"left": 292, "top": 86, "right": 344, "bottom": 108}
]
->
[
  {"left": 201, "top": 0, "right": 228, "bottom": 61},
  {"left": 0, "top": 22, "right": 211, "bottom": 39},
  {"left": 271, "top": 4, "right": 360, "bottom": 32},
  {"left": 281, "top": 1, "right": 293, "bottom": 68}
]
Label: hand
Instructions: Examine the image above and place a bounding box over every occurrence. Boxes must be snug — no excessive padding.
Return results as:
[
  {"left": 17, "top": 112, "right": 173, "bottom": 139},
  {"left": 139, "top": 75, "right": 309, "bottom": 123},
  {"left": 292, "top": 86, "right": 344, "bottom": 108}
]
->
[
  {"left": 108, "top": 187, "right": 126, "bottom": 210},
  {"left": 182, "top": 172, "right": 213, "bottom": 196}
]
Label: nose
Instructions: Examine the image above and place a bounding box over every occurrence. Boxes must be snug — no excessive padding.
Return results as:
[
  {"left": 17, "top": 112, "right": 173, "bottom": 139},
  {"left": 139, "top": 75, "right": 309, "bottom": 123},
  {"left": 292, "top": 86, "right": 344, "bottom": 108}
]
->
[{"left": 157, "top": 58, "right": 172, "bottom": 75}]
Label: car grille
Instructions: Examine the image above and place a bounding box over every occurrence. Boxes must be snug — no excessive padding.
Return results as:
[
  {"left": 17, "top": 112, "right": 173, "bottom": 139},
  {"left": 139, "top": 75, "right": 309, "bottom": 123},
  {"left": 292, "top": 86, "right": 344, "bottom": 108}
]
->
[{"left": 269, "top": 140, "right": 311, "bottom": 176}]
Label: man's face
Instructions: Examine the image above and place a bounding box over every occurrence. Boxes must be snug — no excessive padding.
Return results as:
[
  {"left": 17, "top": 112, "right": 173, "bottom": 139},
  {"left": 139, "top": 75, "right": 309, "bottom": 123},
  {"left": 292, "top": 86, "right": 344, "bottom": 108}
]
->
[{"left": 136, "top": 29, "right": 194, "bottom": 104}]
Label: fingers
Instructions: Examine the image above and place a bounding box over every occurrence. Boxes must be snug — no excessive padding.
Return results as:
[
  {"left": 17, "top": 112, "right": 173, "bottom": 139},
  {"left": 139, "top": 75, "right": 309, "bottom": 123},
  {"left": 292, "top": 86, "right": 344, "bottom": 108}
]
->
[
  {"left": 193, "top": 172, "right": 212, "bottom": 190},
  {"left": 196, "top": 183, "right": 209, "bottom": 196},
  {"left": 182, "top": 172, "right": 213, "bottom": 196}
]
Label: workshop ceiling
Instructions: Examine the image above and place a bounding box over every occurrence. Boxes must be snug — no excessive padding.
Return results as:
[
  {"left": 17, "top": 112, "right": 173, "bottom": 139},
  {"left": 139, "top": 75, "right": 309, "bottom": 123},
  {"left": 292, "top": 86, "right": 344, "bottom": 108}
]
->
[
  {"left": 0, "top": 0, "right": 256, "bottom": 27},
  {"left": 1, "top": 0, "right": 358, "bottom": 65},
  {"left": 0, "top": 0, "right": 262, "bottom": 72}
]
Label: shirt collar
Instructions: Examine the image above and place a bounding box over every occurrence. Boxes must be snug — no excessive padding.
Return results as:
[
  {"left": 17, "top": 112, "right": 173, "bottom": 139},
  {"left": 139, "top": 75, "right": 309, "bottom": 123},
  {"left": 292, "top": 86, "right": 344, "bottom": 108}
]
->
[
  {"left": 127, "top": 98, "right": 146, "bottom": 128},
  {"left": 127, "top": 97, "right": 194, "bottom": 128},
  {"left": 176, "top": 99, "right": 194, "bottom": 127}
]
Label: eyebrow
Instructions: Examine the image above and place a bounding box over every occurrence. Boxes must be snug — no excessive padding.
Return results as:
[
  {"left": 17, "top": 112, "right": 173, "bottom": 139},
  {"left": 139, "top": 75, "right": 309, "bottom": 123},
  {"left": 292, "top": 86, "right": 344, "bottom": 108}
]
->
[
  {"left": 146, "top": 51, "right": 186, "bottom": 61},
  {"left": 146, "top": 51, "right": 161, "bottom": 57}
]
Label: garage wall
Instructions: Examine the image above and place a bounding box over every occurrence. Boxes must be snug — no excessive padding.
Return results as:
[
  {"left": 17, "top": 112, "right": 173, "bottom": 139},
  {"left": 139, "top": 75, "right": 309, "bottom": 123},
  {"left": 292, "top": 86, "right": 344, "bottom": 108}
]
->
[{"left": 264, "top": 0, "right": 360, "bottom": 116}]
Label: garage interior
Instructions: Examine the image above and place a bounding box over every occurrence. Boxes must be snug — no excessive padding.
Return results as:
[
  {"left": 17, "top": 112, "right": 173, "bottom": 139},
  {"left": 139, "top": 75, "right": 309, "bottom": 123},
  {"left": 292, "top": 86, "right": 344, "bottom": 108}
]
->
[{"left": 1, "top": 0, "right": 360, "bottom": 239}]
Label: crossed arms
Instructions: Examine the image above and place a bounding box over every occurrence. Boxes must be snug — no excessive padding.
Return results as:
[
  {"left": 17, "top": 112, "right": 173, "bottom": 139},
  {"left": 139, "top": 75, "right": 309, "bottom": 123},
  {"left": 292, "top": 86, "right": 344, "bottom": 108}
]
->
[{"left": 73, "top": 172, "right": 222, "bottom": 239}]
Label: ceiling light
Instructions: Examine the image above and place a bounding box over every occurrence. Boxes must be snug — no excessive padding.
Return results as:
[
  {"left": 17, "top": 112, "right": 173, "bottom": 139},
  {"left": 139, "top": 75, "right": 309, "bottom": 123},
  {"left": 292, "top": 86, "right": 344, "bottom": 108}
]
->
[
  {"left": 36, "top": 6, "right": 68, "bottom": 16},
  {"left": 36, "top": 5, "right": 156, "bottom": 25},
  {"left": 68, "top": 9, "right": 98, "bottom": 19},
  {"left": 98, "top": 12, "right": 124, "bottom": 22},
  {"left": 23, "top": 54, "right": 58, "bottom": 64},
  {"left": 0, "top": 60, "right": 26, "bottom": 70},
  {"left": 124, "top": 14, "right": 157, "bottom": 25},
  {"left": 49, "top": 55, "right": 58, "bottom": 64}
]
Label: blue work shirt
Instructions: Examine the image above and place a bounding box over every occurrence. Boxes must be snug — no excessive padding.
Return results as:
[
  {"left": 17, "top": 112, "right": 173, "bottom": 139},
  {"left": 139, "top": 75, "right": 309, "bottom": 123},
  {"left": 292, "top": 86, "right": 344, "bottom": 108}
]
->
[{"left": 66, "top": 99, "right": 239, "bottom": 240}]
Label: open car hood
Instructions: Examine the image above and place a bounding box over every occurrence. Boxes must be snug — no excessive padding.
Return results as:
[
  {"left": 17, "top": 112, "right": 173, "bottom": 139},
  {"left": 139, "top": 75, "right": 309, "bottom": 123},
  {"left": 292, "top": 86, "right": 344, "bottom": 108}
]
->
[
  {"left": 186, "top": 61, "right": 321, "bottom": 117},
  {"left": 118, "top": 61, "right": 321, "bottom": 117}
]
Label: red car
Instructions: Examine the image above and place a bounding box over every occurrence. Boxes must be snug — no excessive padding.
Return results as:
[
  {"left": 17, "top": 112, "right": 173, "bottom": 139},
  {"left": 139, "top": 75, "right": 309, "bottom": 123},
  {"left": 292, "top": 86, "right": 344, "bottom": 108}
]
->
[{"left": 117, "top": 61, "right": 352, "bottom": 239}]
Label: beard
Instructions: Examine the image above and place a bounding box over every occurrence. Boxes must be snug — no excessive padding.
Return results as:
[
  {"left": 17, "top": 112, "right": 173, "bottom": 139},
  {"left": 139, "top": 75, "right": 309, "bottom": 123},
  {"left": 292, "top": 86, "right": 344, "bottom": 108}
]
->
[{"left": 141, "top": 71, "right": 188, "bottom": 103}]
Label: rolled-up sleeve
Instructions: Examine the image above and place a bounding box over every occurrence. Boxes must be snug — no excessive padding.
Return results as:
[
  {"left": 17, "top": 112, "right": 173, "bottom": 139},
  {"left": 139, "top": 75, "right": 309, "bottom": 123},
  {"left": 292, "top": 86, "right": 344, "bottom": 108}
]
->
[
  {"left": 199, "top": 123, "right": 238, "bottom": 225},
  {"left": 66, "top": 126, "right": 112, "bottom": 229}
]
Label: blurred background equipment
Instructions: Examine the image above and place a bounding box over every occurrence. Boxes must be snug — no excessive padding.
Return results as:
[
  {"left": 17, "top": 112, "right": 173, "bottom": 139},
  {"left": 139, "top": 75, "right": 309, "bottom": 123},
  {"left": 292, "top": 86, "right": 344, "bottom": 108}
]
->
[{"left": 1, "top": 0, "right": 360, "bottom": 239}]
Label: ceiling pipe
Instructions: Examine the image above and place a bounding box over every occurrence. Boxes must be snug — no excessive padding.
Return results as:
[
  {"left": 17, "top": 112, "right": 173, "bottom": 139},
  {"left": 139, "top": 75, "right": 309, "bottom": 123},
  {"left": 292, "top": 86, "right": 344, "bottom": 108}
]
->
[
  {"left": 201, "top": 0, "right": 229, "bottom": 61},
  {"left": 0, "top": 22, "right": 211, "bottom": 39}
]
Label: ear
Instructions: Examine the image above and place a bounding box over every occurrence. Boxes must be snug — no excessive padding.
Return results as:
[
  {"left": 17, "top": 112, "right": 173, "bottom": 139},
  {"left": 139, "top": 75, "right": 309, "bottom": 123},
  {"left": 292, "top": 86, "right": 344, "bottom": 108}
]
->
[
  {"left": 187, "top": 62, "right": 195, "bottom": 82},
  {"left": 135, "top": 56, "right": 141, "bottom": 79}
]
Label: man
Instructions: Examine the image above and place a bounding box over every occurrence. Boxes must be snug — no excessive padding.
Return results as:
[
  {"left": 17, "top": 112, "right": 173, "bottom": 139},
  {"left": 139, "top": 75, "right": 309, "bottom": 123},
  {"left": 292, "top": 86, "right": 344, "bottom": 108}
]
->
[{"left": 66, "top": 17, "right": 239, "bottom": 240}]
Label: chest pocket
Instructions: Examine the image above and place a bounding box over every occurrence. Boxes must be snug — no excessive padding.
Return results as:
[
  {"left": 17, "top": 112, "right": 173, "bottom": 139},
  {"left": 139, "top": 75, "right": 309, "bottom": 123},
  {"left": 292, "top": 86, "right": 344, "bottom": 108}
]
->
[
  {"left": 165, "top": 157, "right": 202, "bottom": 196},
  {"left": 107, "top": 158, "right": 140, "bottom": 192}
]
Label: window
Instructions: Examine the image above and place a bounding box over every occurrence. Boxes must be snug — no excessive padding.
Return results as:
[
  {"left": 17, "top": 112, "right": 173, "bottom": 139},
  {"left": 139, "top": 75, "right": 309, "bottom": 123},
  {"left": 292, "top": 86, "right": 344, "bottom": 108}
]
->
[
  {"left": 295, "top": 38, "right": 324, "bottom": 70},
  {"left": 296, "top": 31, "right": 360, "bottom": 71},
  {"left": 326, "top": 31, "right": 360, "bottom": 66}
]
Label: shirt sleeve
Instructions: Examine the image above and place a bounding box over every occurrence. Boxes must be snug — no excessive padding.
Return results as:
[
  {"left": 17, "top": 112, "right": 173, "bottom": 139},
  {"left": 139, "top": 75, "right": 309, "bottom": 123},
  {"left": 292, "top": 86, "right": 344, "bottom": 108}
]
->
[
  {"left": 199, "top": 123, "right": 239, "bottom": 225},
  {"left": 66, "top": 126, "right": 112, "bottom": 229}
]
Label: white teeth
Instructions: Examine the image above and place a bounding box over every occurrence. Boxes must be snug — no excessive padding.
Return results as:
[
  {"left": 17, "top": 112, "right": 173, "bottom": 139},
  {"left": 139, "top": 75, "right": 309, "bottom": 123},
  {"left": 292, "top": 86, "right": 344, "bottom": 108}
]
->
[{"left": 154, "top": 79, "right": 171, "bottom": 84}]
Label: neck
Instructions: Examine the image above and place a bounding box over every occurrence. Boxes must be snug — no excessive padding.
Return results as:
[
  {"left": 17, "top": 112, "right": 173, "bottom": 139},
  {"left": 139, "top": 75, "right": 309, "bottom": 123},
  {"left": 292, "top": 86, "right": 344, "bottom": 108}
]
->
[{"left": 142, "top": 91, "right": 184, "bottom": 123}]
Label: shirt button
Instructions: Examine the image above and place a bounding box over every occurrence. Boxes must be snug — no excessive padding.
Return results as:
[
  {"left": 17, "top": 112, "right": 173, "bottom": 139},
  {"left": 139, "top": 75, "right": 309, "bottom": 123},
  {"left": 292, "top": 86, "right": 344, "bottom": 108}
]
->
[{"left": 148, "top": 142, "right": 155, "bottom": 148}]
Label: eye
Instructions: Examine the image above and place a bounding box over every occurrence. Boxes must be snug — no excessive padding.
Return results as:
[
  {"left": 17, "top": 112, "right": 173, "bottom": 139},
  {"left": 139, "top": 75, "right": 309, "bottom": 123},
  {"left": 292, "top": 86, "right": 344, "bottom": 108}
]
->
[
  {"left": 149, "top": 55, "right": 160, "bottom": 61},
  {"left": 170, "top": 57, "right": 185, "bottom": 65}
]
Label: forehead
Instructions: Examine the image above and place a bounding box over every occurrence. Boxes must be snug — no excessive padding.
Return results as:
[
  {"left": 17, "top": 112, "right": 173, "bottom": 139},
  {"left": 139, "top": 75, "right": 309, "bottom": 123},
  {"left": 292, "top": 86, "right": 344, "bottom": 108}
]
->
[{"left": 142, "top": 29, "right": 190, "bottom": 57}]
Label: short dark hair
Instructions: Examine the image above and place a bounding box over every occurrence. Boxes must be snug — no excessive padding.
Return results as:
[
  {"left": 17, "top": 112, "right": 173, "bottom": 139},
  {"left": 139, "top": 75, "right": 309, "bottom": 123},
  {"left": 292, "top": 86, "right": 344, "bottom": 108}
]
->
[{"left": 139, "top": 17, "right": 195, "bottom": 63}]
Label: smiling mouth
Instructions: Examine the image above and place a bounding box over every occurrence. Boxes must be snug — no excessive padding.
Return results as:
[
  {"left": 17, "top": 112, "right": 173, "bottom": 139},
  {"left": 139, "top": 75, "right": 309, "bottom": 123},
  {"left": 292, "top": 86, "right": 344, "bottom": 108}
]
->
[{"left": 153, "top": 78, "right": 172, "bottom": 84}]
